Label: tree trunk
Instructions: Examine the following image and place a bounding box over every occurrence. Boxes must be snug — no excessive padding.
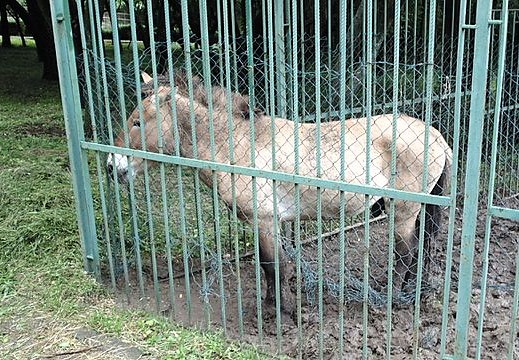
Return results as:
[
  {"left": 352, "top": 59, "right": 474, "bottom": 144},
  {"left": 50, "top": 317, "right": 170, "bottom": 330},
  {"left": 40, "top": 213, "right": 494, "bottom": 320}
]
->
[
  {"left": 0, "top": 0, "right": 12, "bottom": 47},
  {"left": 10, "top": 8, "right": 26, "bottom": 45},
  {"left": 5, "top": 0, "right": 28, "bottom": 23},
  {"left": 6, "top": 0, "right": 30, "bottom": 48},
  {"left": 26, "top": 0, "right": 58, "bottom": 80},
  {"left": 68, "top": 0, "right": 82, "bottom": 58}
]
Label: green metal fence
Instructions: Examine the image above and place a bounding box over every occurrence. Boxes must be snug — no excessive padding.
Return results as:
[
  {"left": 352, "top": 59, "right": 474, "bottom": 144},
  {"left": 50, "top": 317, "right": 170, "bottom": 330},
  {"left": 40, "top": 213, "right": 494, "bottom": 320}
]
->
[{"left": 50, "top": 0, "right": 519, "bottom": 358}]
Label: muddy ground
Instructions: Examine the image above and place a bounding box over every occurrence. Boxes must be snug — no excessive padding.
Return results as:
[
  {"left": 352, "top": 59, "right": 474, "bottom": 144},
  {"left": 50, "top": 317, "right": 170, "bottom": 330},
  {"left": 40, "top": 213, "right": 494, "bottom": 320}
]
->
[{"left": 110, "top": 197, "right": 519, "bottom": 359}]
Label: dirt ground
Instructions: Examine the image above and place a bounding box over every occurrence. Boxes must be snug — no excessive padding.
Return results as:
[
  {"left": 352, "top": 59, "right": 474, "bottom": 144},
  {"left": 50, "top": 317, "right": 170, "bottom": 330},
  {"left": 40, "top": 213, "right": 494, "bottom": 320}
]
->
[
  {"left": 0, "top": 316, "right": 145, "bottom": 360},
  {"left": 111, "top": 197, "right": 519, "bottom": 359}
]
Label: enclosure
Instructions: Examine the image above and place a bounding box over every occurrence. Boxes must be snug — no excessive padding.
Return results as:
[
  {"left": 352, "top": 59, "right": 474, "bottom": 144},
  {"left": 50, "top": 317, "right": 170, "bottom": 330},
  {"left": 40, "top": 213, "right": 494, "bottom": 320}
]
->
[{"left": 50, "top": 0, "right": 519, "bottom": 358}]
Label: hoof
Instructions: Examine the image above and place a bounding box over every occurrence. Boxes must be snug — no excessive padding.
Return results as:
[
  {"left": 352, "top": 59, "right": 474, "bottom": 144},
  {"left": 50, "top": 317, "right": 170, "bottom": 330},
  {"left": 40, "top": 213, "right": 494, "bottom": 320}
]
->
[{"left": 263, "top": 290, "right": 295, "bottom": 319}]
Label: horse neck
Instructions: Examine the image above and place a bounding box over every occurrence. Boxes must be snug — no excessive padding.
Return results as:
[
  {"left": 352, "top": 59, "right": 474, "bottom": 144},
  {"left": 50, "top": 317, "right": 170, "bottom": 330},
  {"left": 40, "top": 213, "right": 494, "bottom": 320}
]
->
[{"left": 174, "top": 96, "right": 230, "bottom": 162}]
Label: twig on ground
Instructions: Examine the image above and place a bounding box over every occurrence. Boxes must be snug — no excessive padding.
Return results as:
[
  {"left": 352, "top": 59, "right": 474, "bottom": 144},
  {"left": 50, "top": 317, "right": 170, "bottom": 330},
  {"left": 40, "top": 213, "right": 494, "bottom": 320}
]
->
[
  {"left": 41, "top": 345, "right": 102, "bottom": 358},
  {"left": 299, "top": 214, "right": 387, "bottom": 246},
  {"left": 169, "top": 214, "right": 387, "bottom": 280}
]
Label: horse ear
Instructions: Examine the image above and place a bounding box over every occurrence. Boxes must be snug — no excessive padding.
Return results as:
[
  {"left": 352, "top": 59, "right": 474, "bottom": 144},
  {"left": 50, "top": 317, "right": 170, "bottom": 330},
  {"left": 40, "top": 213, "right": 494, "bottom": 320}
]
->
[
  {"left": 234, "top": 94, "right": 263, "bottom": 119},
  {"left": 141, "top": 71, "right": 153, "bottom": 84},
  {"left": 235, "top": 94, "right": 250, "bottom": 118}
]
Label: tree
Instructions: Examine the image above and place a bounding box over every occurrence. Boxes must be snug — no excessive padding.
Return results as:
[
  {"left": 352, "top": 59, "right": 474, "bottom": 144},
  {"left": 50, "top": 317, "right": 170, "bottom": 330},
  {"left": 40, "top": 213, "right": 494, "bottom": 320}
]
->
[
  {"left": 25, "top": 0, "right": 57, "bottom": 79},
  {"left": 5, "top": 0, "right": 58, "bottom": 79},
  {"left": 0, "top": 0, "right": 11, "bottom": 47}
]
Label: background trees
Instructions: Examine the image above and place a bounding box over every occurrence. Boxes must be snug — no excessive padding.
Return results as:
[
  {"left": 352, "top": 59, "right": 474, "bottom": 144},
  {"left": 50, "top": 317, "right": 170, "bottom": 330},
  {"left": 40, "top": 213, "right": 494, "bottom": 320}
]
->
[{"left": 1, "top": 0, "right": 517, "bottom": 80}]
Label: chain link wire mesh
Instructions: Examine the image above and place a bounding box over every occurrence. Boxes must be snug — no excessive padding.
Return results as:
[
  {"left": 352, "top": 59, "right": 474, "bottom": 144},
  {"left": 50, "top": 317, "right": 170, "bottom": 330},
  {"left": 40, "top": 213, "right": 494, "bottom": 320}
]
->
[
  {"left": 78, "top": 34, "right": 464, "bottom": 309},
  {"left": 65, "top": 2, "right": 519, "bottom": 357}
]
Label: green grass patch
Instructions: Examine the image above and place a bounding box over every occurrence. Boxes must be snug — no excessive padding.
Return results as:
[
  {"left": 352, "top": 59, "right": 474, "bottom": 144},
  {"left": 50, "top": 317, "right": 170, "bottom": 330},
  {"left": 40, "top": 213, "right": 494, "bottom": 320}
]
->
[{"left": 0, "top": 43, "right": 269, "bottom": 359}]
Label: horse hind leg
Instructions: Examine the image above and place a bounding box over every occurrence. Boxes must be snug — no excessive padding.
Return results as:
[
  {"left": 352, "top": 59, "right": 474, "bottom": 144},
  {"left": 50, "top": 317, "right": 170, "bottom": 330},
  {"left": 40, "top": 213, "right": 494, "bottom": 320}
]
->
[
  {"left": 403, "top": 201, "right": 443, "bottom": 287},
  {"left": 393, "top": 199, "right": 444, "bottom": 296},
  {"left": 403, "top": 174, "right": 446, "bottom": 288},
  {"left": 392, "top": 201, "right": 422, "bottom": 293}
]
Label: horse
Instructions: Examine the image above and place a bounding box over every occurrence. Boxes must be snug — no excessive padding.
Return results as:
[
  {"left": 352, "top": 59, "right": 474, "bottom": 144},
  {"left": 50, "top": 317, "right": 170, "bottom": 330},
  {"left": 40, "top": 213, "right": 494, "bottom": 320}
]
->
[{"left": 107, "top": 72, "right": 452, "bottom": 312}]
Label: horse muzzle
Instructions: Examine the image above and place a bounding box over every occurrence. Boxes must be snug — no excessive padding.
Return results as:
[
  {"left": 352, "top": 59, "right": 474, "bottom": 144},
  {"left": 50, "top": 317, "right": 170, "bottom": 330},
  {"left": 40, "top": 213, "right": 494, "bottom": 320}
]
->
[{"left": 106, "top": 153, "right": 136, "bottom": 184}]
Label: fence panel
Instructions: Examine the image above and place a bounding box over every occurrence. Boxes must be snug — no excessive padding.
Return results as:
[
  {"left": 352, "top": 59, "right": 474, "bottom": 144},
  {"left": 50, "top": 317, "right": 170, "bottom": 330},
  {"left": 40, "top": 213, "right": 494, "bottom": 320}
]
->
[{"left": 49, "top": 0, "right": 519, "bottom": 358}]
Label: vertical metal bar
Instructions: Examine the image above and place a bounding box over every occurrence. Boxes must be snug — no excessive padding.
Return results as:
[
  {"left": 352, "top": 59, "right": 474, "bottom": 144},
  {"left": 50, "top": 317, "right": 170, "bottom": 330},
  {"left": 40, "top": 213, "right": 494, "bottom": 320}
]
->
[
  {"left": 244, "top": 0, "right": 263, "bottom": 344},
  {"left": 216, "top": 0, "right": 224, "bottom": 86},
  {"left": 85, "top": 2, "right": 115, "bottom": 281},
  {"left": 387, "top": 0, "right": 401, "bottom": 356},
  {"left": 326, "top": 0, "right": 332, "bottom": 121},
  {"left": 412, "top": 0, "right": 417, "bottom": 99},
  {"left": 413, "top": 0, "right": 437, "bottom": 357},
  {"left": 112, "top": 0, "right": 146, "bottom": 298},
  {"left": 507, "top": 244, "right": 519, "bottom": 359},
  {"left": 167, "top": 84, "right": 192, "bottom": 323},
  {"left": 290, "top": 0, "right": 303, "bottom": 356},
  {"left": 275, "top": 0, "right": 286, "bottom": 117},
  {"left": 337, "top": 0, "right": 348, "bottom": 357},
  {"left": 363, "top": 0, "right": 373, "bottom": 358},
  {"left": 404, "top": 0, "right": 408, "bottom": 74},
  {"left": 349, "top": 0, "right": 354, "bottom": 113},
  {"left": 262, "top": 0, "right": 269, "bottom": 112},
  {"left": 229, "top": 0, "right": 239, "bottom": 91},
  {"left": 126, "top": 0, "right": 146, "bottom": 297},
  {"left": 143, "top": 0, "right": 165, "bottom": 311},
  {"left": 91, "top": 0, "right": 130, "bottom": 296},
  {"left": 198, "top": 0, "right": 221, "bottom": 329},
  {"left": 313, "top": 0, "right": 324, "bottom": 357},
  {"left": 512, "top": 11, "right": 519, "bottom": 196},
  {"left": 299, "top": 0, "right": 306, "bottom": 119},
  {"left": 162, "top": 0, "right": 178, "bottom": 320},
  {"left": 454, "top": 0, "right": 493, "bottom": 357},
  {"left": 476, "top": 4, "right": 509, "bottom": 360},
  {"left": 266, "top": 0, "right": 282, "bottom": 350},
  {"left": 439, "top": 0, "right": 466, "bottom": 356},
  {"left": 74, "top": 0, "right": 115, "bottom": 288},
  {"left": 506, "top": 12, "right": 517, "bottom": 199},
  {"left": 49, "top": 0, "right": 99, "bottom": 276},
  {"left": 382, "top": 0, "right": 388, "bottom": 107},
  {"left": 180, "top": 0, "right": 207, "bottom": 324},
  {"left": 221, "top": 0, "right": 240, "bottom": 334}
]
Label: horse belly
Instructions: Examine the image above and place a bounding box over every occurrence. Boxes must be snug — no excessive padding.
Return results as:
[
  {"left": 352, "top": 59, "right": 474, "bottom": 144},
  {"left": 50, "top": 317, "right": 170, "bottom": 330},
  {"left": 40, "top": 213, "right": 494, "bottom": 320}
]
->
[
  {"left": 276, "top": 184, "right": 381, "bottom": 222},
  {"left": 320, "top": 190, "right": 371, "bottom": 219},
  {"left": 276, "top": 184, "right": 317, "bottom": 221}
]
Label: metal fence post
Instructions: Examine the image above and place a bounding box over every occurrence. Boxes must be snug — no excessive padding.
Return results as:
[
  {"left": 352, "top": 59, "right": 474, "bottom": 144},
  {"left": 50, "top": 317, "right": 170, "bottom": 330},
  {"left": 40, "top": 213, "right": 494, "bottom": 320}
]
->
[
  {"left": 275, "top": 0, "right": 286, "bottom": 117},
  {"left": 49, "top": 0, "right": 100, "bottom": 277},
  {"left": 454, "top": 0, "right": 493, "bottom": 357}
]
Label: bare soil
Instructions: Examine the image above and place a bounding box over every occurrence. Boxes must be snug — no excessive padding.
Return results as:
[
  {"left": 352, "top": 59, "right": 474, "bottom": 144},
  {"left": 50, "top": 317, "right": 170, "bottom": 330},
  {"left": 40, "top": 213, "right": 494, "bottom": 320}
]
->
[
  {"left": 0, "top": 316, "right": 146, "bottom": 360},
  {"left": 111, "top": 198, "right": 519, "bottom": 359},
  {"left": 12, "top": 122, "right": 65, "bottom": 138}
]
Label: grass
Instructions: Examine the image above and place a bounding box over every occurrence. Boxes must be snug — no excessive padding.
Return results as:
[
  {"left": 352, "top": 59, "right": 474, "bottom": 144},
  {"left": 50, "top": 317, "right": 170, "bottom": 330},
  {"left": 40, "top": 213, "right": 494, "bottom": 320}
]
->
[{"left": 0, "top": 38, "right": 269, "bottom": 359}]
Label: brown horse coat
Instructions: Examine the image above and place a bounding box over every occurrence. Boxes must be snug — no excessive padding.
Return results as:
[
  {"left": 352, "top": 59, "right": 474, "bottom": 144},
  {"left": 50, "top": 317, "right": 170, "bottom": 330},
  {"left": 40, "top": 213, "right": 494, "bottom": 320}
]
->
[{"left": 108, "top": 74, "right": 452, "bottom": 311}]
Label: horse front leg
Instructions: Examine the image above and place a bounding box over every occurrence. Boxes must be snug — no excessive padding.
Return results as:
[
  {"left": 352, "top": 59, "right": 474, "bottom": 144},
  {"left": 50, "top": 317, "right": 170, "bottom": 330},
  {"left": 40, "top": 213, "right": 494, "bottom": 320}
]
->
[{"left": 258, "top": 218, "right": 293, "bottom": 315}]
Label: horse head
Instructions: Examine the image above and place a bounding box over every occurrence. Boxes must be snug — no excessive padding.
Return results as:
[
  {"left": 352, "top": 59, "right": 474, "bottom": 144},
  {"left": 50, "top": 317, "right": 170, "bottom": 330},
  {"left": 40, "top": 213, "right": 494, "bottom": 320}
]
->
[
  {"left": 107, "top": 78, "right": 174, "bottom": 183},
  {"left": 107, "top": 71, "right": 261, "bottom": 183}
]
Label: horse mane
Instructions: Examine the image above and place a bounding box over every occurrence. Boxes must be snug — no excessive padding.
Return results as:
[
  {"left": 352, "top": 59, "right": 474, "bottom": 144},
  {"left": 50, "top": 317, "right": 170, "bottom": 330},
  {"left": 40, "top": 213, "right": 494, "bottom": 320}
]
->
[
  {"left": 140, "top": 70, "right": 263, "bottom": 120},
  {"left": 175, "top": 70, "right": 264, "bottom": 119}
]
